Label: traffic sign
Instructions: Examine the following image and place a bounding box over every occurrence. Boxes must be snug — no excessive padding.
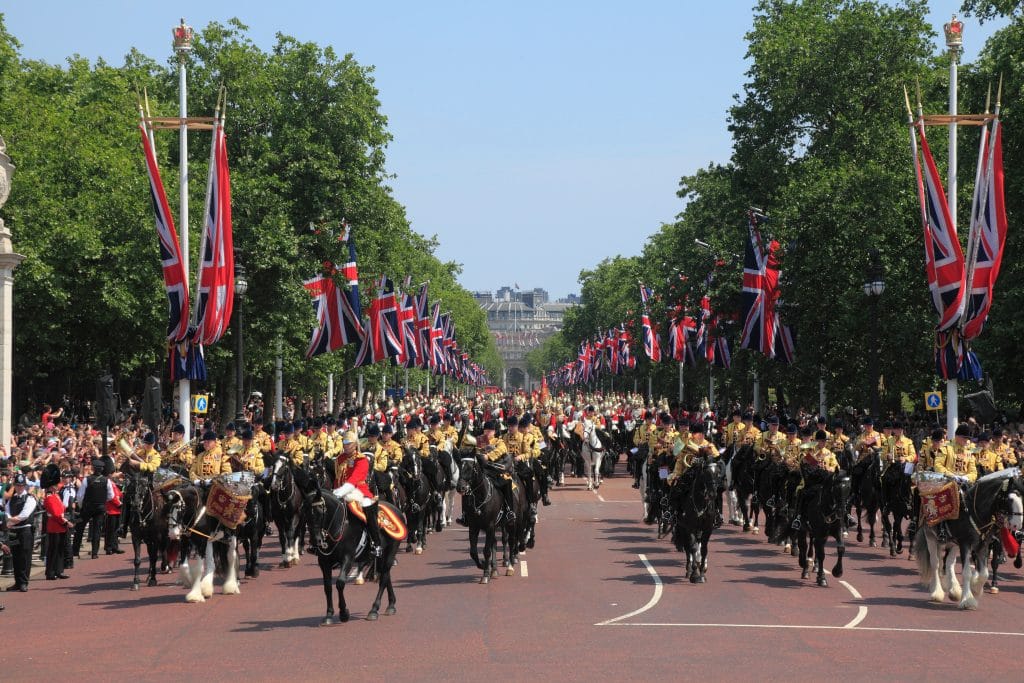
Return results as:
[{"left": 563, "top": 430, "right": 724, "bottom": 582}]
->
[
  {"left": 191, "top": 394, "right": 209, "bottom": 414},
  {"left": 924, "top": 391, "right": 943, "bottom": 411}
]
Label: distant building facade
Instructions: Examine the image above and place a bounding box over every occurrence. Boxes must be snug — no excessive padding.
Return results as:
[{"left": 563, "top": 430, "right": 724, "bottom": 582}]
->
[{"left": 476, "top": 286, "right": 577, "bottom": 391}]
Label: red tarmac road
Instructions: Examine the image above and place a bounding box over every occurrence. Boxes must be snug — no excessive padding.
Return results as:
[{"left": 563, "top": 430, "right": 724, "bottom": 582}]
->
[{"left": 3, "top": 470, "right": 1023, "bottom": 681}]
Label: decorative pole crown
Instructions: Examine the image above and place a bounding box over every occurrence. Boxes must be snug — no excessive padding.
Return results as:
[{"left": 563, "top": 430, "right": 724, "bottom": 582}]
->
[
  {"left": 944, "top": 14, "right": 963, "bottom": 52},
  {"left": 172, "top": 18, "right": 194, "bottom": 54}
]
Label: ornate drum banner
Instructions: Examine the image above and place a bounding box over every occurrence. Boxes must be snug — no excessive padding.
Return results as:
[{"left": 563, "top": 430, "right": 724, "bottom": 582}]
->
[{"left": 207, "top": 472, "right": 254, "bottom": 529}]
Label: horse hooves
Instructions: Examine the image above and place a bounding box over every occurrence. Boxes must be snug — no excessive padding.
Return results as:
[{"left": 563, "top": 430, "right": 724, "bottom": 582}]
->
[
  {"left": 434, "top": 523, "right": 443, "bottom": 533},
  {"left": 987, "top": 585, "right": 999, "bottom": 594},
  {"left": 490, "top": 569, "right": 498, "bottom": 578},
  {"left": 689, "top": 575, "right": 700, "bottom": 584},
  {"left": 366, "top": 611, "right": 379, "bottom": 621},
  {"left": 1015, "top": 557, "right": 1023, "bottom": 569},
  {"left": 697, "top": 575, "right": 706, "bottom": 584},
  {"left": 856, "top": 533, "right": 864, "bottom": 542},
  {"left": 130, "top": 583, "right": 139, "bottom": 592},
  {"left": 506, "top": 567, "right": 515, "bottom": 576},
  {"left": 405, "top": 546, "right": 414, "bottom": 553},
  {"left": 279, "top": 560, "right": 290, "bottom": 568},
  {"left": 801, "top": 569, "right": 809, "bottom": 580},
  {"left": 354, "top": 577, "right": 365, "bottom": 585},
  {"left": 289, "top": 557, "right": 300, "bottom": 567},
  {"left": 339, "top": 610, "right": 350, "bottom": 623},
  {"left": 147, "top": 578, "right": 158, "bottom": 588},
  {"left": 869, "top": 541, "right": 877, "bottom": 548},
  {"left": 480, "top": 576, "right": 490, "bottom": 584},
  {"left": 321, "top": 616, "right": 335, "bottom": 626},
  {"left": 751, "top": 527, "right": 759, "bottom": 535},
  {"left": 414, "top": 547, "right": 423, "bottom": 555},
  {"left": 527, "top": 538, "right": 535, "bottom": 549},
  {"left": 832, "top": 567, "right": 844, "bottom": 579},
  {"left": 817, "top": 577, "right": 828, "bottom": 587},
  {"left": 742, "top": 524, "right": 751, "bottom": 532},
  {"left": 384, "top": 605, "right": 396, "bottom": 616}
]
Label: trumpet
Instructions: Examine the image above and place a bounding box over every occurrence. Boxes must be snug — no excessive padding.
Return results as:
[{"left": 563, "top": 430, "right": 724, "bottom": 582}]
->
[{"left": 167, "top": 437, "right": 197, "bottom": 459}]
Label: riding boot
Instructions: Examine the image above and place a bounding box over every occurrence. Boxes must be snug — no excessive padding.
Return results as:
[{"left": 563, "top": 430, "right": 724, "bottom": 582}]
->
[{"left": 363, "top": 502, "right": 383, "bottom": 557}]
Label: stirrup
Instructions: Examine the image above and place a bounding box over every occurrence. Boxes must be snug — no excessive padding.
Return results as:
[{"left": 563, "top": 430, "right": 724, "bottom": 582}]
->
[
  {"left": 791, "top": 517, "right": 801, "bottom": 531},
  {"left": 369, "top": 543, "right": 382, "bottom": 557}
]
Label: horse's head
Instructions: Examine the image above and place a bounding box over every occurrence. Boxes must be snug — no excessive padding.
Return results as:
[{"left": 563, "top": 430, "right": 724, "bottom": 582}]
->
[
  {"left": 456, "top": 457, "right": 480, "bottom": 495},
  {"left": 290, "top": 464, "right": 318, "bottom": 500},
  {"left": 400, "top": 446, "right": 421, "bottom": 478},
  {"left": 164, "top": 486, "right": 196, "bottom": 540},
  {"left": 999, "top": 473, "right": 1024, "bottom": 533},
  {"left": 269, "top": 454, "right": 291, "bottom": 491}
]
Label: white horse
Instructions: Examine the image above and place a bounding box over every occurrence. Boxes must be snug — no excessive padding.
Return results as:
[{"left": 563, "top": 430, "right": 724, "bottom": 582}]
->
[{"left": 913, "top": 470, "right": 1023, "bottom": 610}]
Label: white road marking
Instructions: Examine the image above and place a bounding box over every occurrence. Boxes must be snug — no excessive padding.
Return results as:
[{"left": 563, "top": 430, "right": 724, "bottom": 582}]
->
[
  {"left": 596, "top": 493, "right": 606, "bottom": 502},
  {"left": 598, "top": 623, "right": 1024, "bottom": 637},
  {"left": 594, "top": 554, "right": 663, "bottom": 626},
  {"left": 839, "top": 579, "right": 868, "bottom": 628},
  {"left": 520, "top": 561, "right": 528, "bottom": 578}
]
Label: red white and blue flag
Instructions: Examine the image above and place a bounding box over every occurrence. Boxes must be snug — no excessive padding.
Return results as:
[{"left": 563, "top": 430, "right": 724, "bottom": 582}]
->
[
  {"left": 303, "top": 274, "right": 365, "bottom": 358},
  {"left": 911, "top": 119, "right": 966, "bottom": 333},
  {"left": 194, "top": 108, "right": 235, "bottom": 345},
  {"left": 962, "top": 119, "right": 1007, "bottom": 341},
  {"left": 139, "top": 117, "right": 190, "bottom": 342},
  {"left": 414, "top": 283, "right": 430, "bottom": 369},
  {"left": 640, "top": 285, "right": 662, "bottom": 362},
  {"left": 739, "top": 210, "right": 780, "bottom": 357}
]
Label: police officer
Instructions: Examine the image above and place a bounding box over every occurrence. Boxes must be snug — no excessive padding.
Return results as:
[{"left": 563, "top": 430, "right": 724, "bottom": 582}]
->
[{"left": 4, "top": 473, "right": 36, "bottom": 591}]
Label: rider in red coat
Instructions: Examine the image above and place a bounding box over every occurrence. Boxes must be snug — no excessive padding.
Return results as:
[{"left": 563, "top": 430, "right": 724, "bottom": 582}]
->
[{"left": 332, "top": 431, "right": 382, "bottom": 556}]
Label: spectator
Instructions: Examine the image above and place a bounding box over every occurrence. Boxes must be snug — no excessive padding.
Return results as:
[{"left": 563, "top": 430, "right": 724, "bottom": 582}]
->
[
  {"left": 103, "top": 478, "right": 123, "bottom": 555},
  {"left": 43, "top": 469, "right": 70, "bottom": 580},
  {"left": 4, "top": 473, "right": 36, "bottom": 592}
]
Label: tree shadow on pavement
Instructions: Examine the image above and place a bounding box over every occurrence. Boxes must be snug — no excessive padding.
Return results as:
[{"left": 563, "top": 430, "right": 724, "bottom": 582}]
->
[
  {"left": 602, "top": 534, "right": 658, "bottom": 544},
  {"left": 604, "top": 570, "right": 685, "bottom": 586},
  {"left": 278, "top": 577, "right": 322, "bottom": 588},
  {"left": 860, "top": 594, "right": 954, "bottom": 610},
  {"left": 396, "top": 574, "right": 487, "bottom": 588},
  {"left": 724, "top": 575, "right": 803, "bottom": 589}
]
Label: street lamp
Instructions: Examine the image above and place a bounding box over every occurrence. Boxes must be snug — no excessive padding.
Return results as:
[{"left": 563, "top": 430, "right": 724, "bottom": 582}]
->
[
  {"left": 863, "top": 249, "right": 885, "bottom": 418},
  {"left": 234, "top": 253, "right": 248, "bottom": 423}
]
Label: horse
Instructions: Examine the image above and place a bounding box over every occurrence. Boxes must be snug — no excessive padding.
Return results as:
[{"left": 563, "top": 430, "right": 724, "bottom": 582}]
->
[
  {"left": 399, "top": 447, "right": 433, "bottom": 555},
  {"left": 164, "top": 484, "right": 241, "bottom": 603},
  {"left": 753, "top": 458, "right": 789, "bottom": 543},
  {"left": 268, "top": 454, "right": 305, "bottom": 567},
  {"left": 291, "top": 467, "right": 402, "bottom": 624},
  {"left": 123, "top": 473, "right": 169, "bottom": 591},
  {"left": 434, "top": 446, "right": 460, "bottom": 528},
  {"left": 669, "top": 456, "right": 720, "bottom": 584},
  {"left": 539, "top": 434, "right": 568, "bottom": 487},
  {"left": 731, "top": 444, "right": 762, "bottom": 533},
  {"left": 456, "top": 456, "right": 521, "bottom": 583},
  {"left": 850, "top": 450, "right": 883, "bottom": 547},
  {"left": 913, "top": 469, "right": 1024, "bottom": 609},
  {"left": 797, "top": 467, "right": 851, "bottom": 587},
  {"left": 514, "top": 458, "right": 539, "bottom": 549},
  {"left": 879, "top": 462, "right": 913, "bottom": 557}
]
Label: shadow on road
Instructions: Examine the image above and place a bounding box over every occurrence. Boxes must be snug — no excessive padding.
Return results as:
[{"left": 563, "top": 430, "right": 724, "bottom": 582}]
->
[
  {"left": 397, "top": 574, "right": 487, "bottom": 588},
  {"left": 724, "top": 575, "right": 803, "bottom": 589},
  {"left": 233, "top": 616, "right": 321, "bottom": 631},
  {"left": 82, "top": 593, "right": 183, "bottom": 609}
]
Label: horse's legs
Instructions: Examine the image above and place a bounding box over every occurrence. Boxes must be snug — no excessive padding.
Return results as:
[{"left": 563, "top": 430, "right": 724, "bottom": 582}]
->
[
  {"left": 320, "top": 561, "right": 336, "bottom": 624},
  {"left": 880, "top": 506, "right": 893, "bottom": 552},
  {"left": 988, "top": 541, "right": 1001, "bottom": 594},
  {"left": 921, "top": 531, "right": 945, "bottom": 602},
  {"left": 223, "top": 536, "right": 240, "bottom": 595},
  {"left": 336, "top": 559, "right": 351, "bottom": 622},
  {"left": 481, "top": 527, "right": 494, "bottom": 584},
  {"left": 855, "top": 502, "right": 864, "bottom": 543},
  {"left": 199, "top": 540, "right": 216, "bottom": 598},
  {"left": 868, "top": 505, "right": 877, "bottom": 547},
  {"left": 146, "top": 538, "right": 159, "bottom": 587},
  {"left": 384, "top": 561, "right": 398, "bottom": 615},
  {"left": 700, "top": 530, "right": 710, "bottom": 576},
  {"left": 185, "top": 542, "right": 206, "bottom": 603},
  {"left": 798, "top": 529, "right": 810, "bottom": 579},
  {"left": 469, "top": 526, "right": 482, "bottom": 570},
  {"left": 831, "top": 524, "right": 845, "bottom": 579},
  {"left": 131, "top": 533, "right": 142, "bottom": 591},
  {"left": 814, "top": 534, "right": 828, "bottom": 587},
  {"left": 958, "top": 543, "right": 979, "bottom": 610},
  {"left": 942, "top": 546, "right": 962, "bottom": 601}
]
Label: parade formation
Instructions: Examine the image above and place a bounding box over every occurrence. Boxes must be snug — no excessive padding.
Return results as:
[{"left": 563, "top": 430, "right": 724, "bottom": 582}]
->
[{"left": 3, "top": 3, "right": 1024, "bottom": 679}]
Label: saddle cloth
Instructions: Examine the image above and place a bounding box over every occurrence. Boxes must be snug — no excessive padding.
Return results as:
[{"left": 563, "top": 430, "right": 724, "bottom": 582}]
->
[
  {"left": 919, "top": 482, "right": 959, "bottom": 527},
  {"left": 348, "top": 501, "right": 408, "bottom": 541}
]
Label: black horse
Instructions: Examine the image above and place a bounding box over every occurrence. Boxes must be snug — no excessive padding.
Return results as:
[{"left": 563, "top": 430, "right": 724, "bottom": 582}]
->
[
  {"left": 669, "top": 457, "right": 720, "bottom": 584},
  {"left": 399, "top": 447, "right": 434, "bottom": 555},
  {"left": 456, "top": 456, "right": 522, "bottom": 583},
  {"left": 514, "top": 459, "right": 539, "bottom": 550},
  {"left": 852, "top": 451, "right": 882, "bottom": 547},
  {"left": 797, "top": 467, "right": 850, "bottom": 587},
  {"left": 268, "top": 454, "right": 305, "bottom": 567},
  {"left": 291, "top": 467, "right": 402, "bottom": 624},
  {"left": 731, "top": 444, "right": 761, "bottom": 533},
  {"left": 880, "top": 462, "right": 913, "bottom": 557},
  {"left": 124, "top": 473, "right": 168, "bottom": 590}
]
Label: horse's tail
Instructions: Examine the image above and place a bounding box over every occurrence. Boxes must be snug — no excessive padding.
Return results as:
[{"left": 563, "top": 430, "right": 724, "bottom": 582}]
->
[{"left": 913, "top": 527, "right": 931, "bottom": 587}]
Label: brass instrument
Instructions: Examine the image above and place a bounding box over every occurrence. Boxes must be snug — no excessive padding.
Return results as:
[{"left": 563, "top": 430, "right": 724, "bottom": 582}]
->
[{"left": 166, "top": 437, "right": 197, "bottom": 460}]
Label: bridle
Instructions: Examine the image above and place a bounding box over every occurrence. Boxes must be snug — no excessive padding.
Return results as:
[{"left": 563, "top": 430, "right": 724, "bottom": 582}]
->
[
  {"left": 306, "top": 490, "right": 346, "bottom": 555},
  {"left": 270, "top": 457, "right": 296, "bottom": 506},
  {"left": 457, "top": 458, "right": 493, "bottom": 515}
]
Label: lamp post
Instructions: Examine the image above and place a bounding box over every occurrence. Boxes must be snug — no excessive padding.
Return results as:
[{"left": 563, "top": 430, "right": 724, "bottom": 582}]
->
[
  {"left": 862, "top": 249, "right": 885, "bottom": 418},
  {"left": 234, "top": 253, "right": 248, "bottom": 423}
]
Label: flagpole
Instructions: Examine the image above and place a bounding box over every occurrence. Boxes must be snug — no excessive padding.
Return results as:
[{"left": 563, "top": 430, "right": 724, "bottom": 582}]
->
[
  {"left": 174, "top": 19, "right": 193, "bottom": 439},
  {"left": 945, "top": 15, "right": 962, "bottom": 437}
]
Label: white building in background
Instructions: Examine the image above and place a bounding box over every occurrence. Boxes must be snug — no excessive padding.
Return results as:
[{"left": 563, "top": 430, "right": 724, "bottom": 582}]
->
[{"left": 474, "top": 287, "right": 576, "bottom": 391}]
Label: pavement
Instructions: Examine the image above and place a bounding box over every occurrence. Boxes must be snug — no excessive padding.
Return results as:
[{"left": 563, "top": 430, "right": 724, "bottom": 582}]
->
[{"left": 2, "top": 469, "right": 1023, "bottom": 681}]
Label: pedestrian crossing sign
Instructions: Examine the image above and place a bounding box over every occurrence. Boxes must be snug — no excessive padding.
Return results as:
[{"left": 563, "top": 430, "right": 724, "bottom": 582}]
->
[
  {"left": 191, "top": 394, "right": 209, "bottom": 414},
  {"left": 924, "top": 391, "right": 943, "bottom": 411}
]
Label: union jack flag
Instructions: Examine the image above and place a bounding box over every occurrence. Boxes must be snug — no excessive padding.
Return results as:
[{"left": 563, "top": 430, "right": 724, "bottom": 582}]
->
[
  {"left": 194, "top": 108, "right": 234, "bottom": 345},
  {"left": 640, "top": 285, "right": 662, "bottom": 362},
  {"left": 414, "top": 283, "right": 430, "bottom": 369},
  {"left": 429, "top": 303, "right": 445, "bottom": 373},
  {"left": 910, "top": 118, "right": 965, "bottom": 333},
  {"left": 773, "top": 315, "right": 795, "bottom": 365},
  {"left": 962, "top": 119, "right": 1007, "bottom": 341},
  {"left": 356, "top": 277, "right": 402, "bottom": 366},
  {"left": 139, "top": 117, "right": 190, "bottom": 342},
  {"left": 396, "top": 286, "right": 419, "bottom": 367},
  {"left": 739, "top": 210, "right": 780, "bottom": 356},
  {"left": 303, "top": 274, "right": 364, "bottom": 358}
]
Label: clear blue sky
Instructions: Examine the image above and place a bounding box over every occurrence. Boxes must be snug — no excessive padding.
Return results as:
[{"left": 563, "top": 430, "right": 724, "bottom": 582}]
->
[{"left": 2, "top": 2, "right": 1004, "bottom": 299}]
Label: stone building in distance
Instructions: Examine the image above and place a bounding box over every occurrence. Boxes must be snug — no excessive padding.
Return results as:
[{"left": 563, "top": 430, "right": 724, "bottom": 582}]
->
[{"left": 474, "top": 287, "right": 577, "bottom": 390}]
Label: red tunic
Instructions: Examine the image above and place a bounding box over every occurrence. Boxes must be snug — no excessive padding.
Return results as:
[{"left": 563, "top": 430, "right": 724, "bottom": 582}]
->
[
  {"left": 335, "top": 454, "right": 372, "bottom": 498},
  {"left": 106, "top": 481, "right": 123, "bottom": 516},
  {"left": 44, "top": 493, "right": 69, "bottom": 534}
]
